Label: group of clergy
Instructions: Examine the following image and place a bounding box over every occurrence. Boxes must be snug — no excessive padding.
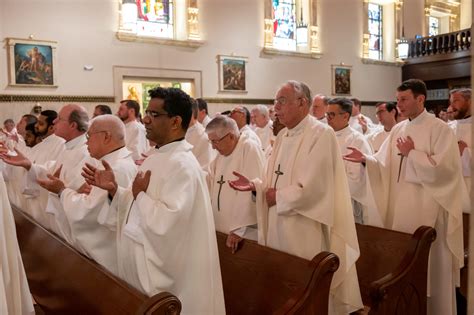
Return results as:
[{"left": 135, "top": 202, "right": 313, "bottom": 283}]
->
[{"left": 0, "top": 80, "right": 471, "bottom": 315}]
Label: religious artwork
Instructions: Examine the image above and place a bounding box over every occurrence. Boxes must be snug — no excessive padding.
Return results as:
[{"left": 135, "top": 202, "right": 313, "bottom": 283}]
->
[
  {"left": 218, "top": 55, "right": 248, "bottom": 93},
  {"left": 331, "top": 65, "right": 351, "bottom": 96},
  {"left": 135, "top": 0, "right": 174, "bottom": 38},
  {"left": 272, "top": 0, "right": 297, "bottom": 50},
  {"left": 7, "top": 38, "right": 58, "bottom": 87}
]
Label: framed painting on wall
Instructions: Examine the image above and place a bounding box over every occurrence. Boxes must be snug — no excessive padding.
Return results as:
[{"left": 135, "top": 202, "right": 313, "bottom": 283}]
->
[
  {"left": 7, "top": 38, "right": 58, "bottom": 87},
  {"left": 218, "top": 55, "right": 248, "bottom": 93},
  {"left": 331, "top": 64, "right": 351, "bottom": 96}
]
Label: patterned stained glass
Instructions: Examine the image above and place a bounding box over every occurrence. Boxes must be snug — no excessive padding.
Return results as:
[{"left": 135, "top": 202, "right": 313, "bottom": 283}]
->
[
  {"left": 136, "top": 0, "right": 174, "bottom": 38},
  {"left": 272, "top": 0, "right": 297, "bottom": 50},
  {"left": 429, "top": 16, "right": 439, "bottom": 36},
  {"left": 368, "top": 3, "right": 383, "bottom": 60}
]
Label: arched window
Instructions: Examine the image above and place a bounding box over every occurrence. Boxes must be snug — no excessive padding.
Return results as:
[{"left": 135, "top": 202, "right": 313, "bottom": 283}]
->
[
  {"left": 263, "top": 0, "right": 321, "bottom": 59},
  {"left": 117, "top": 0, "right": 202, "bottom": 47}
]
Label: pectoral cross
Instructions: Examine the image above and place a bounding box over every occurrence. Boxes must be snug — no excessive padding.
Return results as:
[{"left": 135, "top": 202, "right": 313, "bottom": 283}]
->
[
  {"left": 273, "top": 164, "right": 284, "bottom": 189},
  {"left": 217, "top": 175, "right": 226, "bottom": 211},
  {"left": 397, "top": 153, "right": 405, "bottom": 183}
]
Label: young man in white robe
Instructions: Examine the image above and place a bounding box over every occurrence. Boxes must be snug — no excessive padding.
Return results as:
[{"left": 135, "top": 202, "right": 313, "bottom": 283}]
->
[
  {"left": 365, "top": 102, "right": 398, "bottom": 153},
  {"left": 448, "top": 88, "right": 471, "bottom": 211},
  {"left": 0, "top": 173, "right": 34, "bottom": 315},
  {"left": 327, "top": 98, "right": 373, "bottom": 225},
  {"left": 229, "top": 106, "right": 262, "bottom": 148},
  {"left": 196, "top": 98, "right": 211, "bottom": 128},
  {"left": 117, "top": 100, "right": 149, "bottom": 162},
  {"left": 344, "top": 79, "right": 466, "bottom": 315},
  {"left": 31, "top": 115, "right": 137, "bottom": 275},
  {"left": 83, "top": 87, "right": 225, "bottom": 315},
  {"left": 205, "top": 115, "right": 265, "bottom": 252},
  {"left": 230, "top": 80, "right": 363, "bottom": 314},
  {"left": 251, "top": 105, "right": 273, "bottom": 151},
  {"left": 349, "top": 98, "right": 375, "bottom": 135},
  {"left": 1, "top": 104, "right": 94, "bottom": 245},
  {"left": 185, "top": 99, "right": 216, "bottom": 168}
]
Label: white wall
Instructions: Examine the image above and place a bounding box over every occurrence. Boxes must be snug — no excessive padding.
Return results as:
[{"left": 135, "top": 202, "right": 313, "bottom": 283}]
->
[{"left": 0, "top": 0, "right": 407, "bottom": 123}]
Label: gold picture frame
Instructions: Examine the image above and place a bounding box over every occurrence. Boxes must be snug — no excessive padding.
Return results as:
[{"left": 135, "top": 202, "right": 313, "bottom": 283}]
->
[
  {"left": 7, "top": 37, "right": 58, "bottom": 87},
  {"left": 331, "top": 64, "right": 352, "bottom": 96},
  {"left": 217, "top": 55, "right": 248, "bottom": 93}
]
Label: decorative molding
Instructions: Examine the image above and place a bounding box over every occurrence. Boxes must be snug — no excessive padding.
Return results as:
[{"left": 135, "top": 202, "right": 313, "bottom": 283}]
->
[
  {"left": 361, "top": 58, "right": 404, "bottom": 67},
  {"left": 0, "top": 95, "right": 115, "bottom": 103},
  {"left": 204, "top": 98, "right": 274, "bottom": 105},
  {"left": 261, "top": 47, "right": 322, "bottom": 59},
  {"left": 116, "top": 31, "right": 205, "bottom": 48}
]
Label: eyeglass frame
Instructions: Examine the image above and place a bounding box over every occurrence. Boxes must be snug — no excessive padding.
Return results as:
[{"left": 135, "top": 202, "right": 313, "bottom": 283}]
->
[
  {"left": 144, "top": 110, "right": 170, "bottom": 119},
  {"left": 208, "top": 133, "right": 231, "bottom": 145},
  {"left": 274, "top": 97, "right": 303, "bottom": 106},
  {"left": 85, "top": 130, "right": 108, "bottom": 140}
]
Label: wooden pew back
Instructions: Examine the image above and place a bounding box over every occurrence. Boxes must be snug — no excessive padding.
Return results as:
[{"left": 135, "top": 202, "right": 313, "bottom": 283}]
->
[
  {"left": 216, "top": 231, "right": 339, "bottom": 315},
  {"left": 12, "top": 205, "right": 181, "bottom": 315},
  {"left": 356, "top": 224, "right": 436, "bottom": 315}
]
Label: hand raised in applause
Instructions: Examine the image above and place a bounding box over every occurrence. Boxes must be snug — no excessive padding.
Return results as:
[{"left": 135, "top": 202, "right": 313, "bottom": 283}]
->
[
  {"left": 343, "top": 147, "right": 366, "bottom": 164},
  {"left": 396, "top": 136, "right": 414, "bottom": 157},
  {"left": 228, "top": 171, "right": 255, "bottom": 192},
  {"left": 358, "top": 116, "right": 368, "bottom": 134},
  {"left": 82, "top": 160, "right": 117, "bottom": 197},
  {"left": 458, "top": 140, "right": 468, "bottom": 156},
  {"left": 77, "top": 182, "right": 92, "bottom": 195},
  {"left": 0, "top": 148, "right": 32, "bottom": 170},
  {"left": 265, "top": 188, "right": 276, "bottom": 207},
  {"left": 132, "top": 170, "right": 151, "bottom": 199},
  {"left": 226, "top": 233, "right": 243, "bottom": 254},
  {"left": 37, "top": 165, "right": 65, "bottom": 194}
]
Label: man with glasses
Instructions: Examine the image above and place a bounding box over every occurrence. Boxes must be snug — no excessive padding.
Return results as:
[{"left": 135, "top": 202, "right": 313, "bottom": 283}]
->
[
  {"left": 327, "top": 98, "right": 373, "bottom": 225},
  {"left": 1, "top": 104, "right": 93, "bottom": 243},
  {"left": 205, "top": 115, "right": 265, "bottom": 253},
  {"left": 229, "top": 80, "right": 363, "bottom": 314},
  {"left": 366, "top": 102, "right": 398, "bottom": 153},
  {"left": 229, "top": 105, "right": 262, "bottom": 148},
  {"left": 83, "top": 87, "right": 225, "bottom": 314},
  {"left": 344, "top": 79, "right": 466, "bottom": 315}
]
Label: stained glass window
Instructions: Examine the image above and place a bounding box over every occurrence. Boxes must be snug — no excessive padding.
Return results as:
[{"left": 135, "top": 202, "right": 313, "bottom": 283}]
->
[
  {"left": 368, "top": 3, "right": 383, "bottom": 60},
  {"left": 429, "top": 16, "right": 439, "bottom": 36},
  {"left": 136, "top": 0, "right": 174, "bottom": 38},
  {"left": 272, "top": 0, "right": 297, "bottom": 50}
]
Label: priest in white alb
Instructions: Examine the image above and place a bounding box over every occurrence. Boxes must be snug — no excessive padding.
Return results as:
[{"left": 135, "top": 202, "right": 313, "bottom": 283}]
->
[
  {"left": 365, "top": 102, "right": 398, "bottom": 153},
  {"left": 344, "top": 79, "right": 466, "bottom": 315},
  {"left": 0, "top": 172, "right": 35, "bottom": 315},
  {"left": 185, "top": 99, "right": 216, "bottom": 168},
  {"left": 230, "top": 80, "right": 363, "bottom": 314},
  {"left": 326, "top": 97, "right": 373, "bottom": 225},
  {"left": 117, "top": 100, "right": 149, "bottom": 162},
  {"left": 205, "top": 115, "right": 265, "bottom": 252},
  {"left": 83, "top": 87, "right": 225, "bottom": 315},
  {"left": 448, "top": 88, "right": 471, "bottom": 212},
  {"left": 251, "top": 105, "right": 273, "bottom": 151}
]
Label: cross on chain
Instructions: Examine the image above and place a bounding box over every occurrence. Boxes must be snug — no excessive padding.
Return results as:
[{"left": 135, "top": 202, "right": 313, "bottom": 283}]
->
[
  {"left": 397, "top": 153, "right": 404, "bottom": 183},
  {"left": 217, "top": 175, "right": 226, "bottom": 211},
  {"left": 273, "top": 164, "right": 284, "bottom": 189}
]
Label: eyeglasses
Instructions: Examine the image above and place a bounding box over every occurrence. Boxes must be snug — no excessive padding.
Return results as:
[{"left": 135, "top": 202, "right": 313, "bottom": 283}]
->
[
  {"left": 85, "top": 130, "right": 108, "bottom": 140},
  {"left": 144, "top": 110, "right": 169, "bottom": 119},
  {"left": 208, "top": 133, "right": 230, "bottom": 145},
  {"left": 325, "top": 112, "right": 347, "bottom": 119}
]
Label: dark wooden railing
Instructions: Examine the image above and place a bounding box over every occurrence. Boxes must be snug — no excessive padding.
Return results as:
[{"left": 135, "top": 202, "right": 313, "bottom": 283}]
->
[{"left": 407, "top": 28, "right": 471, "bottom": 59}]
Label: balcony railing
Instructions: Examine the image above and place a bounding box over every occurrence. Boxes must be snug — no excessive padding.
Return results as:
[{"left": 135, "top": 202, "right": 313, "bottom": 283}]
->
[{"left": 407, "top": 28, "right": 471, "bottom": 59}]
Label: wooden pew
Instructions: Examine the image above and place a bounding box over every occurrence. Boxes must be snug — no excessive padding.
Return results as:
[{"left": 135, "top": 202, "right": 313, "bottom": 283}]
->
[
  {"left": 356, "top": 224, "right": 436, "bottom": 315},
  {"left": 216, "top": 231, "right": 339, "bottom": 315},
  {"left": 12, "top": 204, "right": 181, "bottom": 315}
]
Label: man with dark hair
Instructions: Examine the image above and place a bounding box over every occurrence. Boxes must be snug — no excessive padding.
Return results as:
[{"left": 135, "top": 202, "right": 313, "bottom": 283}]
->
[
  {"left": 185, "top": 99, "right": 215, "bottom": 168},
  {"left": 196, "top": 98, "right": 211, "bottom": 127},
  {"left": 83, "top": 87, "right": 225, "bottom": 314},
  {"left": 229, "top": 105, "right": 262, "bottom": 147},
  {"left": 93, "top": 104, "right": 112, "bottom": 117},
  {"left": 344, "top": 78, "right": 466, "bottom": 315},
  {"left": 349, "top": 97, "right": 374, "bottom": 134},
  {"left": 230, "top": 80, "right": 363, "bottom": 313},
  {"left": 24, "top": 122, "right": 40, "bottom": 148},
  {"left": 117, "top": 100, "right": 148, "bottom": 162},
  {"left": 366, "top": 102, "right": 398, "bottom": 152},
  {"left": 326, "top": 97, "right": 373, "bottom": 224}
]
